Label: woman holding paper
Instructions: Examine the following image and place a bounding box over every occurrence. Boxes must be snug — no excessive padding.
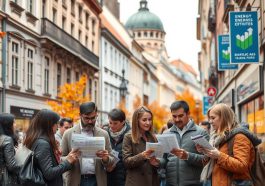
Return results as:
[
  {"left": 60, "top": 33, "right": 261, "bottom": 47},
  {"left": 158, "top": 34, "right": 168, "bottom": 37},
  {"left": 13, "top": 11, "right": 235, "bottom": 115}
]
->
[
  {"left": 23, "top": 109, "right": 80, "bottom": 186},
  {"left": 199, "top": 103, "right": 260, "bottom": 186},
  {"left": 122, "top": 106, "right": 159, "bottom": 186}
]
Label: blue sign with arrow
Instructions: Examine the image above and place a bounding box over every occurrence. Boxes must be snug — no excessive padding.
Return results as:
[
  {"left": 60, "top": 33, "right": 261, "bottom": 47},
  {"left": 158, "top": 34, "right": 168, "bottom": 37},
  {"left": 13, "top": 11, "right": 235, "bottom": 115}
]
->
[
  {"left": 217, "top": 34, "right": 238, "bottom": 70},
  {"left": 229, "top": 11, "right": 259, "bottom": 64}
]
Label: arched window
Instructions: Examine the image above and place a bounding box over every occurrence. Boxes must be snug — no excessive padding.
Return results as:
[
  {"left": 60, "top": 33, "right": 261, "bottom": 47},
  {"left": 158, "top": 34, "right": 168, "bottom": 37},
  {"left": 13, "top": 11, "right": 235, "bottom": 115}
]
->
[{"left": 150, "top": 32, "right": 153, "bottom": 37}]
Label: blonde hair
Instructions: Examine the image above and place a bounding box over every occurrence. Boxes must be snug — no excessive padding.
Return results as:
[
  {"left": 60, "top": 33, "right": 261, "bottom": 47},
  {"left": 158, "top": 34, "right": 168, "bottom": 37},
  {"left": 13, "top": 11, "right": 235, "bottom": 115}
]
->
[
  {"left": 207, "top": 103, "right": 238, "bottom": 136},
  {"left": 131, "top": 106, "right": 153, "bottom": 144}
]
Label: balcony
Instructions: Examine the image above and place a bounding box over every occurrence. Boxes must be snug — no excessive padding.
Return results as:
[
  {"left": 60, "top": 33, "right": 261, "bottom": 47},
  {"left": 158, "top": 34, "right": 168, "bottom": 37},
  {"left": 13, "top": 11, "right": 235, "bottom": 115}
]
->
[{"left": 41, "top": 18, "right": 99, "bottom": 67}]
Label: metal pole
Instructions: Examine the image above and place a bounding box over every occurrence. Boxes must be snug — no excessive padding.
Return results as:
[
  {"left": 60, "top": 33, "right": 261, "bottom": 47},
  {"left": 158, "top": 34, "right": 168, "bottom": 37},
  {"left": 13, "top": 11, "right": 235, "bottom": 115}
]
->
[{"left": 1, "top": 19, "right": 7, "bottom": 112}]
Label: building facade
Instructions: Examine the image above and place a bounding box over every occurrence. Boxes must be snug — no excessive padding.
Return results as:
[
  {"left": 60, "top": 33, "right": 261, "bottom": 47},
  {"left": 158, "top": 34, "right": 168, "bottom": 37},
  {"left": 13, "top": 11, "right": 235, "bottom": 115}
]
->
[{"left": 0, "top": 0, "right": 101, "bottom": 130}]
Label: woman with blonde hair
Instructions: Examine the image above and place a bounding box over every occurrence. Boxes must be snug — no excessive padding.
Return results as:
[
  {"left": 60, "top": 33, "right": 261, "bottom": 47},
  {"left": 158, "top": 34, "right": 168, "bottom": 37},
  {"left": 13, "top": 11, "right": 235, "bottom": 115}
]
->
[
  {"left": 122, "top": 106, "right": 159, "bottom": 186},
  {"left": 198, "top": 103, "right": 261, "bottom": 186}
]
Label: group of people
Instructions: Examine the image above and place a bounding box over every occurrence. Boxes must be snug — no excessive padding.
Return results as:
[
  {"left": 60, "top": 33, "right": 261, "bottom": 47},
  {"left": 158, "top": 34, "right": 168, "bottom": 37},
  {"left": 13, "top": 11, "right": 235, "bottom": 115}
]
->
[{"left": 0, "top": 100, "right": 261, "bottom": 186}]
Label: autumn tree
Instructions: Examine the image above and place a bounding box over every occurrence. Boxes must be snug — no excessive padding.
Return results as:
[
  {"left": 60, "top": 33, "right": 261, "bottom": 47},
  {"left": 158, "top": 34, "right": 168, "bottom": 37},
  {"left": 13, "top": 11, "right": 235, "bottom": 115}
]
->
[
  {"left": 47, "top": 75, "right": 90, "bottom": 122},
  {"left": 133, "top": 94, "right": 142, "bottom": 110},
  {"left": 176, "top": 89, "right": 204, "bottom": 124},
  {"left": 148, "top": 101, "right": 170, "bottom": 132}
]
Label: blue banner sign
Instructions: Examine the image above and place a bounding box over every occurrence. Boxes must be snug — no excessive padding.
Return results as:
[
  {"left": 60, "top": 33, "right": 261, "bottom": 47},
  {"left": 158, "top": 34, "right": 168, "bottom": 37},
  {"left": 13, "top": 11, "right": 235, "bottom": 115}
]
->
[
  {"left": 229, "top": 11, "right": 259, "bottom": 64},
  {"left": 203, "top": 96, "right": 212, "bottom": 115},
  {"left": 217, "top": 34, "right": 238, "bottom": 70}
]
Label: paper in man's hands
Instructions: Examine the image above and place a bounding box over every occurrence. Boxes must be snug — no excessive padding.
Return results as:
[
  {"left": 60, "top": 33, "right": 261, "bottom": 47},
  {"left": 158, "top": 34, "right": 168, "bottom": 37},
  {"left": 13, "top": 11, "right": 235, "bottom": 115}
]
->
[{"left": 156, "top": 134, "right": 179, "bottom": 153}]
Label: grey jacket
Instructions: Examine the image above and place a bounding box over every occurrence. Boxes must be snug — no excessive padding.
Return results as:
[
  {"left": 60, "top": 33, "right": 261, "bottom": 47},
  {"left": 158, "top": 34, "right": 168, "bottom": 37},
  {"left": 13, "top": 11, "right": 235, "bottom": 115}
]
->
[{"left": 160, "top": 121, "right": 209, "bottom": 186}]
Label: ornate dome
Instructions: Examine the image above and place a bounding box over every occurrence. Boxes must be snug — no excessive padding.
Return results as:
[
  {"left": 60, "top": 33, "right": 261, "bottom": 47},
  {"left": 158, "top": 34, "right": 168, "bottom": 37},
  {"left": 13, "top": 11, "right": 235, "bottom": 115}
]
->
[{"left": 125, "top": 0, "right": 164, "bottom": 32}]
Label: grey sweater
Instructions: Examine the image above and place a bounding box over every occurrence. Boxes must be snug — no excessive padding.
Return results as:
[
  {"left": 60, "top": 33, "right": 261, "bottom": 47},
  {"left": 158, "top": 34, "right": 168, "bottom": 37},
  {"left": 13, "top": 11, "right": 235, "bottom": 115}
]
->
[{"left": 160, "top": 121, "right": 209, "bottom": 186}]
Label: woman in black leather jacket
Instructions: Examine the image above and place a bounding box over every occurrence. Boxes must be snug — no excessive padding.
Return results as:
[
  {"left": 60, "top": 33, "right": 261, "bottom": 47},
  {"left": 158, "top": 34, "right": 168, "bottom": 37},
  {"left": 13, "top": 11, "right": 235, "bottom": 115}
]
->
[
  {"left": 0, "top": 113, "right": 20, "bottom": 182},
  {"left": 23, "top": 109, "right": 80, "bottom": 186}
]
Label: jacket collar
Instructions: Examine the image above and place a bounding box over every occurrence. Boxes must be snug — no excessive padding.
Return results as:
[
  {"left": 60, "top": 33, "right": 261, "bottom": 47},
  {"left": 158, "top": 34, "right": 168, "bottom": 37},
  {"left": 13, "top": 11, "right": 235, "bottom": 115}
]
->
[{"left": 170, "top": 120, "right": 197, "bottom": 134}]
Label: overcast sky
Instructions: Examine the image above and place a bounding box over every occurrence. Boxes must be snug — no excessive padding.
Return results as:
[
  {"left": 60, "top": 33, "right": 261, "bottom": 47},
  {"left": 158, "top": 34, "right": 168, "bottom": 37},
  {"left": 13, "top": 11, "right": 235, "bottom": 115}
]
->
[{"left": 118, "top": 0, "right": 200, "bottom": 71}]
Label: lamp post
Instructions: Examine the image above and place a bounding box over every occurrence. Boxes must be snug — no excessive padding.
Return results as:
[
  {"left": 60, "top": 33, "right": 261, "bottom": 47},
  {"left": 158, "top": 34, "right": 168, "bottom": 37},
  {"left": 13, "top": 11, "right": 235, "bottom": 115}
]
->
[{"left": 119, "top": 69, "right": 127, "bottom": 103}]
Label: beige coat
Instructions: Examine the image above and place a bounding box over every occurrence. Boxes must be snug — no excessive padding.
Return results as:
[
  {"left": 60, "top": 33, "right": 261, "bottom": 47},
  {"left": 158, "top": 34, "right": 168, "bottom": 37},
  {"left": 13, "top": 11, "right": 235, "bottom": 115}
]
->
[
  {"left": 61, "top": 123, "right": 113, "bottom": 186},
  {"left": 122, "top": 132, "right": 159, "bottom": 186}
]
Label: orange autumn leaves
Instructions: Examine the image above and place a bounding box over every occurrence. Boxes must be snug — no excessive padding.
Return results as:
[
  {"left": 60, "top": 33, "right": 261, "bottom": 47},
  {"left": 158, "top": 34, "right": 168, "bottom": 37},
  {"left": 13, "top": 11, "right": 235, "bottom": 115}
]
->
[{"left": 47, "top": 75, "right": 90, "bottom": 122}]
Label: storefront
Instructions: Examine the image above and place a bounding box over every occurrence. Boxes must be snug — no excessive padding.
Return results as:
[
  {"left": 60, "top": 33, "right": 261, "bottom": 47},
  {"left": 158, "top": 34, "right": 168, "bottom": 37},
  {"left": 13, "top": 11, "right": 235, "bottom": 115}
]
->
[
  {"left": 10, "top": 106, "right": 40, "bottom": 132},
  {"left": 237, "top": 66, "right": 265, "bottom": 159}
]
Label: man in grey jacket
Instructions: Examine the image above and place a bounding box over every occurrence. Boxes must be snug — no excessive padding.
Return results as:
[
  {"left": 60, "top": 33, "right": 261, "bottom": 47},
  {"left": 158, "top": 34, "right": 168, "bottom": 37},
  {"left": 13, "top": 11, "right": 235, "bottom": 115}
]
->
[{"left": 160, "top": 100, "right": 209, "bottom": 186}]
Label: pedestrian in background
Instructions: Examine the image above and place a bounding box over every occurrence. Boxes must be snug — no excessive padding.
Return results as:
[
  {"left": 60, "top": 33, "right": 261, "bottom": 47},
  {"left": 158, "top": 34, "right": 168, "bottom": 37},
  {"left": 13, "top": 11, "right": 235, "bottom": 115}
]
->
[
  {"left": 199, "top": 121, "right": 211, "bottom": 134},
  {"left": 23, "top": 109, "right": 79, "bottom": 186},
  {"left": 106, "top": 108, "right": 131, "bottom": 186},
  {"left": 160, "top": 100, "right": 209, "bottom": 186},
  {"left": 55, "top": 117, "right": 73, "bottom": 146},
  {"left": 0, "top": 113, "right": 20, "bottom": 185},
  {"left": 122, "top": 106, "right": 160, "bottom": 186},
  {"left": 199, "top": 103, "right": 260, "bottom": 186},
  {"left": 61, "top": 102, "right": 114, "bottom": 186}
]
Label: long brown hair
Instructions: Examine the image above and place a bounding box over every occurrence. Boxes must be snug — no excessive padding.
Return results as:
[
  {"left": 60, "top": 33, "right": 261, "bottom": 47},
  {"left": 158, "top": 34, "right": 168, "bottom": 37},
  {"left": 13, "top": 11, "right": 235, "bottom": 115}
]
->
[
  {"left": 131, "top": 106, "right": 153, "bottom": 144},
  {"left": 207, "top": 103, "right": 239, "bottom": 136},
  {"left": 23, "top": 109, "right": 60, "bottom": 152}
]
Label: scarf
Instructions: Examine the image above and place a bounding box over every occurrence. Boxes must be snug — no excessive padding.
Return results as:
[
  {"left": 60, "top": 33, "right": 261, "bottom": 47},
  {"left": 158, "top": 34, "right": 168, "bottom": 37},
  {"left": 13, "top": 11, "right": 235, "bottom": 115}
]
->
[
  {"left": 109, "top": 124, "right": 127, "bottom": 142},
  {"left": 200, "top": 132, "right": 226, "bottom": 182}
]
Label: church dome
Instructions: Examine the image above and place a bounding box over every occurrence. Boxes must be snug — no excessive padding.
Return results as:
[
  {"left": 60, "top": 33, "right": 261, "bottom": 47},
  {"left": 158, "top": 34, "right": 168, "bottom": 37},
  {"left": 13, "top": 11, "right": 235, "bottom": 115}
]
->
[{"left": 125, "top": 0, "right": 164, "bottom": 32}]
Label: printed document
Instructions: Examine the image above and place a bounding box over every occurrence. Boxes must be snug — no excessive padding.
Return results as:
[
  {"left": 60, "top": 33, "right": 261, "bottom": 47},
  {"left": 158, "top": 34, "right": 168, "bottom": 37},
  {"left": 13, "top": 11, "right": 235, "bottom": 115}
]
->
[
  {"left": 156, "top": 134, "right": 179, "bottom": 153},
  {"left": 146, "top": 142, "right": 164, "bottom": 158},
  {"left": 191, "top": 135, "right": 214, "bottom": 150},
  {"left": 71, "top": 134, "right": 105, "bottom": 158}
]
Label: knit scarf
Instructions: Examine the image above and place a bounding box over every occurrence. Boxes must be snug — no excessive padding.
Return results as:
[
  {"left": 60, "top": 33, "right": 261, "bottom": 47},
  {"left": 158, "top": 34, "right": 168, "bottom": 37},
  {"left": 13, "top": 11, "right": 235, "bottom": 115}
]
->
[
  {"left": 109, "top": 124, "right": 127, "bottom": 142},
  {"left": 200, "top": 132, "right": 226, "bottom": 182}
]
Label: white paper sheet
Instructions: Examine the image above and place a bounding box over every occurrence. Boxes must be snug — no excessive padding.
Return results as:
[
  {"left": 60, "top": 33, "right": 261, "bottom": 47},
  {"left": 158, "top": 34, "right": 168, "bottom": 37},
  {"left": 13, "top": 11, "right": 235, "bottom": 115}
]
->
[
  {"left": 156, "top": 134, "right": 179, "bottom": 153},
  {"left": 71, "top": 134, "right": 105, "bottom": 158},
  {"left": 191, "top": 134, "right": 214, "bottom": 150},
  {"left": 146, "top": 142, "right": 164, "bottom": 158}
]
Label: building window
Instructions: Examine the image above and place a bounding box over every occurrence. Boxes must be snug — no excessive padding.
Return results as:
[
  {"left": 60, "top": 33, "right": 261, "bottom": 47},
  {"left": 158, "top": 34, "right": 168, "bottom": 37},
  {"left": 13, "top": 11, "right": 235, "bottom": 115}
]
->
[
  {"left": 75, "top": 71, "right": 79, "bottom": 81},
  {"left": 89, "top": 78, "right": 92, "bottom": 97},
  {"left": 144, "top": 32, "right": 147, "bottom": 37},
  {"left": 85, "top": 35, "right": 88, "bottom": 47},
  {"left": 78, "top": 30, "right": 82, "bottom": 41},
  {"left": 71, "top": 0, "right": 75, "bottom": 15},
  {"left": 150, "top": 32, "right": 153, "bottom": 37},
  {"left": 27, "top": 48, "right": 34, "bottom": 90},
  {"left": 92, "top": 40, "right": 94, "bottom": 52},
  {"left": 138, "top": 32, "right": 141, "bottom": 37},
  {"left": 156, "top": 32, "right": 159, "bottom": 38},
  {"left": 78, "top": 5, "right": 82, "bottom": 23},
  {"left": 44, "top": 56, "right": 50, "bottom": 94},
  {"left": 11, "top": 42, "right": 19, "bottom": 86},
  {"left": 52, "top": 8, "right": 57, "bottom": 23},
  {"left": 57, "top": 63, "right": 62, "bottom": 92},
  {"left": 85, "top": 12, "right": 89, "bottom": 29},
  {"left": 62, "top": 16, "right": 66, "bottom": 30},
  {"left": 71, "top": 23, "right": 74, "bottom": 35},
  {"left": 92, "top": 19, "right": 95, "bottom": 35},
  {"left": 27, "top": 0, "right": 34, "bottom": 14},
  {"left": 66, "top": 67, "right": 71, "bottom": 83}
]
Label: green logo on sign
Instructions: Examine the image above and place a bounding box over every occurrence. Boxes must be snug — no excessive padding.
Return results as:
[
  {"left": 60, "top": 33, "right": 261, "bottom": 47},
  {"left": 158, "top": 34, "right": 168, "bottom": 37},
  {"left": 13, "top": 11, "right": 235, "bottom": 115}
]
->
[
  {"left": 222, "top": 47, "right": 230, "bottom": 60},
  {"left": 236, "top": 27, "right": 253, "bottom": 50}
]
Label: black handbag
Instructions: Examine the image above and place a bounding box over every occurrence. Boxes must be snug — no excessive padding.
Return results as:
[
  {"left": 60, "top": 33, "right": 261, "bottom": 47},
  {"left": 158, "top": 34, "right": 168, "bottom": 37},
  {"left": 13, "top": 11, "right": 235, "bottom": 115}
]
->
[
  {"left": 19, "top": 150, "right": 46, "bottom": 186},
  {"left": 0, "top": 165, "right": 20, "bottom": 186}
]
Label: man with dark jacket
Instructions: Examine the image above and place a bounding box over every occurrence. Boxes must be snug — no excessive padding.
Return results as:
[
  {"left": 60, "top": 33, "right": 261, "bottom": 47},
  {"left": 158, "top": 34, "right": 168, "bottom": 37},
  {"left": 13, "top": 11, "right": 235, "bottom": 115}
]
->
[
  {"left": 160, "top": 101, "right": 209, "bottom": 186},
  {"left": 106, "top": 108, "right": 131, "bottom": 186}
]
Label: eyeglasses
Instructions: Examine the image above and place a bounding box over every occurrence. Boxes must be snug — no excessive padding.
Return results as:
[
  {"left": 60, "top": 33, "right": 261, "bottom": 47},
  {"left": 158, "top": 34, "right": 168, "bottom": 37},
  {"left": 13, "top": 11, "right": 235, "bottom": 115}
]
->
[{"left": 82, "top": 115, "right": 98, "bottom": 122}]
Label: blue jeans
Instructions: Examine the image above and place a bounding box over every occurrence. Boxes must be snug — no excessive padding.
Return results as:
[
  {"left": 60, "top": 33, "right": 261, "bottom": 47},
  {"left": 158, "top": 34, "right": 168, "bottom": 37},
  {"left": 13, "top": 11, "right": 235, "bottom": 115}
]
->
[
  {"left": 80, "top": 175, "right": 97, "bottom": 186},
  {"left": 203, "top": 180, "right": 211, "bottom": 186}
]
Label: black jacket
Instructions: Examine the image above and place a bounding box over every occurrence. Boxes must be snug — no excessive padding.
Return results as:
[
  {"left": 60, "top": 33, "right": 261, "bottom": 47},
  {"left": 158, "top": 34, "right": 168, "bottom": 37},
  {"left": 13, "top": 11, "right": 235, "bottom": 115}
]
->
[
  {"left": 0, "top": 135, "right": 20, "bottom": 174},
  {"left": 107, "top": 123, "right": 131, "bottom": 186},
  {"left": 32, "top": 136, "right": 72, "bottom": 186}
]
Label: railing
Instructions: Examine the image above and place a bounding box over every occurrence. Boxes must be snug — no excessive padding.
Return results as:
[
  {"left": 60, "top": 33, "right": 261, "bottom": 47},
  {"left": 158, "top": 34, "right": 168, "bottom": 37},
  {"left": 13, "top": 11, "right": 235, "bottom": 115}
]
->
[{"left": 41, "top": 18, "right": 99, "bottom": 67}]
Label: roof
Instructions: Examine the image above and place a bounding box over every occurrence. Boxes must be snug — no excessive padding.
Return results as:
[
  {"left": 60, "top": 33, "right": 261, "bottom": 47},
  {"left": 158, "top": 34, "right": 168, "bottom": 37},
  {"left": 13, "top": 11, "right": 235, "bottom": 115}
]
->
[
  {"left": 100, "top": 14, "right": 129, "bottom": 49},
  {"left": 170, "top": 59, "right": 198, "bottom": 76}
]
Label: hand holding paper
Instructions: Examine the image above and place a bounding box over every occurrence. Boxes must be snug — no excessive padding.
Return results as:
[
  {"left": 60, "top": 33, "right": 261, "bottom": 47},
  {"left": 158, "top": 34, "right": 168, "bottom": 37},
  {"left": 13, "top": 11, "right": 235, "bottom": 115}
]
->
[
  {"left": 145, "top": 142, "right": 164, "bottom": 158},
  {"left": 191, "top": 135, "right": 214, "bottom": 150},
  {"left": 156, "top": 134, "right": 179, "bottom": 153}
]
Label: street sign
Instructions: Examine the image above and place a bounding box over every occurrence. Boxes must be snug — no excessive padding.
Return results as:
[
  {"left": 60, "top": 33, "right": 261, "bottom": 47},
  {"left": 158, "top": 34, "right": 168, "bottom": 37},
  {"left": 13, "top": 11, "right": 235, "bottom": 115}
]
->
[
  {"left": 207, "top": 87, "right": 217, "bottom": 97},
  {"left": 229, "top": 11, "right": 259, "bottom": 64},
  {"left": 203, "top": 96, "right": 213, "bottom": 115},
  {"left": 217, "top": 34, "right": 238, "bottom": 71}
]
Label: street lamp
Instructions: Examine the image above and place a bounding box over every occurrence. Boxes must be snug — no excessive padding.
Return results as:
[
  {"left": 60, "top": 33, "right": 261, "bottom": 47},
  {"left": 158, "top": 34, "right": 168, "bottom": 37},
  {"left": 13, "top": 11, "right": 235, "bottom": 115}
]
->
[{"left": 119, "top": 69, "right": 127, "bottom": 100}]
